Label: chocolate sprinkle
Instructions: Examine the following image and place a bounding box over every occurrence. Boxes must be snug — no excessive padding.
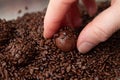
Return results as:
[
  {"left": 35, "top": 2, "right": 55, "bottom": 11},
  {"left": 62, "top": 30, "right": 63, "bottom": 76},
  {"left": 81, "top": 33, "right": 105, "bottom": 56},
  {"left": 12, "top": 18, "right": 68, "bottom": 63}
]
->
[{"left": 0, "top": 1, "right": 120, "bottom": 80}]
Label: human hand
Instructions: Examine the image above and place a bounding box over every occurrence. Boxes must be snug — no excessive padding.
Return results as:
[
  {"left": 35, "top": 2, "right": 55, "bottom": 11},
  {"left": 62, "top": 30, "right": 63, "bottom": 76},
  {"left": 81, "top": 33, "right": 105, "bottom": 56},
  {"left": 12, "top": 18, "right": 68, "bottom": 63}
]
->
[
  {"left": 44, "top": 0, "right": 120, "bottom": 53},
  {"left": 77, "top": 0, "right": 120, "bottom": 53},
  {"left": 44, "top": 0, "right": 97, "bottom": 38}
]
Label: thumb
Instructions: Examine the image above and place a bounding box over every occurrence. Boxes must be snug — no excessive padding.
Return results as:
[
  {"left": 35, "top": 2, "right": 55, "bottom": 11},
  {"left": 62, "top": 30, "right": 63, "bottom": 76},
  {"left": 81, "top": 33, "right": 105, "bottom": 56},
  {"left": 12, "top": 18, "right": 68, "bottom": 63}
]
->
[{"left": 77, "top": 3, "right": 120, "bottom": 53}]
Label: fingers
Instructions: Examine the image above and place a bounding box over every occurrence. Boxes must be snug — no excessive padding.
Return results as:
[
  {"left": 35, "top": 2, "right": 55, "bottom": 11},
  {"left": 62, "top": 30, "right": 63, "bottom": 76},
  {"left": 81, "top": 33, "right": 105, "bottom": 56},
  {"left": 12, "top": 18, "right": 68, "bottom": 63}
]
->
[
  {"left": 64, "top": 2, "right": 82, "bottom": 28},
  {"left": 44, "top": 0, "right": 97, "bottom": 39},
  {"left": 82, "top": 0, "right": 97, "bottom": 17},
  {"left": 77, "top": 3, "right": 120, "bottom": 53},
  {"left": 44, "top": 0, "right": 76, "bottom": 38}
]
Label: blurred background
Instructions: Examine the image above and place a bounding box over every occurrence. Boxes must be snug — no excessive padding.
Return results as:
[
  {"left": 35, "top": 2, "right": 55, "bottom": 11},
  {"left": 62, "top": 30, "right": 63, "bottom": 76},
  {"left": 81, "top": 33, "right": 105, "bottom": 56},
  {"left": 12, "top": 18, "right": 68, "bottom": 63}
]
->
[{"left": 0, "top": 0, "right": 109, "bottom": 20}]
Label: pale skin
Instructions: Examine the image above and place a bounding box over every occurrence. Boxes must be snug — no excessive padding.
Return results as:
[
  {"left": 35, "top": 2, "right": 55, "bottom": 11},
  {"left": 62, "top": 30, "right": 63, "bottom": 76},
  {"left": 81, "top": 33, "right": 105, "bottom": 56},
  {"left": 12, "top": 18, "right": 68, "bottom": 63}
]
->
[{"left": 44, "top": 0, "right": 120, "bottom": 53}]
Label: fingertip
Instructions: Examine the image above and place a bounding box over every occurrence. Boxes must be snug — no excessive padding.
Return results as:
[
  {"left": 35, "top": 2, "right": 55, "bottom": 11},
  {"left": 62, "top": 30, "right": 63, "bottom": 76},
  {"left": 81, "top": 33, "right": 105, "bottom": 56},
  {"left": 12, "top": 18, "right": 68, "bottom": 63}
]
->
[
  {"left": 43, "top": 29, "right": 52, "bottom": 39},
  {"left": 77, "top": 41, "right": 96, "bottom": 53},
  {"left": 43, "top": 19, "right": 61, "bottom": 39},
  {"left": 43, "top": 23, "right": 56, "bottom": 39},
  {"left": 43, "top": 20, "right": 54, "bottom": 39}
]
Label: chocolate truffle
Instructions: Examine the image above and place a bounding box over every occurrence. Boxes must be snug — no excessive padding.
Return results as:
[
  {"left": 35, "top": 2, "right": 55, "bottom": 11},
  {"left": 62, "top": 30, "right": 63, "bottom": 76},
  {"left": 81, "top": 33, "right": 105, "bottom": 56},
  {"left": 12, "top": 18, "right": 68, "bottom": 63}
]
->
[{"left": 55, "top": 30, "right": 76, "bottom": 51}]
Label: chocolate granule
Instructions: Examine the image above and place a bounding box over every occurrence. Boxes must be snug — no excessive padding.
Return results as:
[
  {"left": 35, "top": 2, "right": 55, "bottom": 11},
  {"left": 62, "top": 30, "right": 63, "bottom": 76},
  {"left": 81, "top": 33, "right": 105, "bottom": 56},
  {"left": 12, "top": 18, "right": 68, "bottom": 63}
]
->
[
  {"left": 25, "top": 6, "right": 28, "bottom": 10},
  {"left": 0, "top": 1, "right": 120, "bottom": 80},
  {"left": 18, "top": 10, "right": 22, "bottom": 14}
]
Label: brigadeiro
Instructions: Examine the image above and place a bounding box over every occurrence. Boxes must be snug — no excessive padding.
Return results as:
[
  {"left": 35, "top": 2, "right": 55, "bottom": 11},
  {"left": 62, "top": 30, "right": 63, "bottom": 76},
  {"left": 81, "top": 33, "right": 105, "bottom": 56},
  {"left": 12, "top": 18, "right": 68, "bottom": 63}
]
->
[{"left": 55, "top": 30, "right": 77, "bottom": 51}]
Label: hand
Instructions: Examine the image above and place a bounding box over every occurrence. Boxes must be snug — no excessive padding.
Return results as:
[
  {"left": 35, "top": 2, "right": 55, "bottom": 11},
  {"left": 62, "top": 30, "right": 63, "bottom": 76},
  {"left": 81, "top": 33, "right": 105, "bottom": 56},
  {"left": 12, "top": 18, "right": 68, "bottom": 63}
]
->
[
  {"left": 44, "top": 0, "right": 97, "bottom": 38},
  {"left": 43, "top": 0, "right": 120, "bottom": 53}
]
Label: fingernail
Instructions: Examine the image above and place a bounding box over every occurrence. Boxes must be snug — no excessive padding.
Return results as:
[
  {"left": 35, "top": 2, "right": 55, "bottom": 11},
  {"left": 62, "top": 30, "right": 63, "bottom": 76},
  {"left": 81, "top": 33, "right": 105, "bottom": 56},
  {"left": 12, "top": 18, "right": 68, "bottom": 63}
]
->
[{"left": 78, "top": 42, "right": 95, "bottom": 53}]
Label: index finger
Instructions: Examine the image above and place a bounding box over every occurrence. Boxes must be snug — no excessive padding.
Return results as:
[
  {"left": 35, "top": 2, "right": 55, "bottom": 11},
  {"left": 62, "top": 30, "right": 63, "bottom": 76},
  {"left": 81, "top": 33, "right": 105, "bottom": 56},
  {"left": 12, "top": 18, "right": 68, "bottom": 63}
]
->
[{"left": 43, "top": 0, "right": 77, "bottom": 38}]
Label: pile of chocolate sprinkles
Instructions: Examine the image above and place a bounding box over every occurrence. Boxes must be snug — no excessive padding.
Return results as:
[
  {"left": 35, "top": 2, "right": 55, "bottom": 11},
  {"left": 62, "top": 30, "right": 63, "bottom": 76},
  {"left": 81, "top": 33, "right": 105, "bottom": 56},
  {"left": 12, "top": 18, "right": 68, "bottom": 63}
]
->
[{"left": 0, "top": 1, "right": 120, "bottom": 80}]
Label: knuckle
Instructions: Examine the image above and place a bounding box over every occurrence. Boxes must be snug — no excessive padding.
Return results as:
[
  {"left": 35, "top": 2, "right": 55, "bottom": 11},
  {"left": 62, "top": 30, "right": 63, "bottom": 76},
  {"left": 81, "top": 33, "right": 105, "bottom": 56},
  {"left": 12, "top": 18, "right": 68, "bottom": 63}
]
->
[{"left": 93, "top": 26, "right": 109, "bottom": 42}]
